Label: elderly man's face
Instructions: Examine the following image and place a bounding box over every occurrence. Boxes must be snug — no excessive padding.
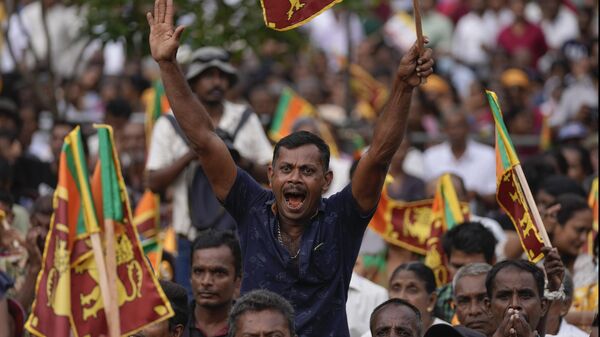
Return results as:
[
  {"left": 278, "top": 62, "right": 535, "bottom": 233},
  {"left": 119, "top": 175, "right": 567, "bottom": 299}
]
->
[
  {"left": 370, "top": 305, "right": 420, "bottom": 337},
  {"left": 488, "top": 267, "right": 548, "bottom": 333},
  {"left": 454, "top": 274, "right": 496, "bottom": 336},
  {"left": 234, "top": 309, "right": 292, "bottom": 337}
]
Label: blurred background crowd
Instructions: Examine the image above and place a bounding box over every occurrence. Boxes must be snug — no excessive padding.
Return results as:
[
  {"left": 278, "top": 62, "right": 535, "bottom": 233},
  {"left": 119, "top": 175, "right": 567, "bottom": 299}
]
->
[{"left": 0, "top": 0, "right": 597, "bottom": 335}]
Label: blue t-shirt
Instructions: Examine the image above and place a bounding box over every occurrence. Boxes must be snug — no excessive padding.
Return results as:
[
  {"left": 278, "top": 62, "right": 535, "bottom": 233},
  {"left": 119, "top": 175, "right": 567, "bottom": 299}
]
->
[{"left": 224, "top": 168, "right": 376, "bottom": 337}]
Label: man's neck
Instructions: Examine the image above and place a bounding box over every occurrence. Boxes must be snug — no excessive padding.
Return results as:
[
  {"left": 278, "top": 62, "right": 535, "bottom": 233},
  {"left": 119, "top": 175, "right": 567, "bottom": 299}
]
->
[
  {"left": 203, "top": 101, "right": 225, "bottom": 124},
  {"left": 450, "top": 141, "right": 467, "bottom": 159},
  {"left": 194, "top": 302, "right": 230, "bottom": 336}
]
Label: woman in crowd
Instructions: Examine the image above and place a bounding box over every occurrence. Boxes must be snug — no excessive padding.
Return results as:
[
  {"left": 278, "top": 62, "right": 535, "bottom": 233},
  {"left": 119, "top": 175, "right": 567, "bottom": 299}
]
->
[{"left": 362, "top": 262, "right": 448, "bottom": 337}]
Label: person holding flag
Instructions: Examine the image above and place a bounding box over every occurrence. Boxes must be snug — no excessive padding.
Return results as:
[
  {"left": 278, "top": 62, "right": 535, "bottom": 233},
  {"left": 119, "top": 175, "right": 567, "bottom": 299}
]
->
[{"left": 146, "top": 0, "right": 434, "bottom": 335}]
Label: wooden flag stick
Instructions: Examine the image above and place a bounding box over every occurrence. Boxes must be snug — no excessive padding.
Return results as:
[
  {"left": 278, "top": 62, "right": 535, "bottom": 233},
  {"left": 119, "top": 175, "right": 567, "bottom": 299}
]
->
[
  {"left": 90, "top": 233, "right": 119, "bottom": 337},
  {"left": 104, "top": 219, "right": 121, "bottom": 337},
  {"left": 412, "top": 0, "right": 426, "bottom": 84},
  {"left": 514, "top": 164, "right": 552, "bottom": 248}
]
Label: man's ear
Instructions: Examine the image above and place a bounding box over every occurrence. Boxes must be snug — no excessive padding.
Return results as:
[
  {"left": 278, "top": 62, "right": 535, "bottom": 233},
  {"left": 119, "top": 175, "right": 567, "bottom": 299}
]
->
[
  {"left": 322, "top": 170, "right": 333, "bottom": 194},
  {"left": 268, "top": 164, "right": 273, "bottom": 187},
  {"left": 173, "top": 324, "right": 185, "bottom": 337},
  {"left": 484, "top": 297, "right": 491, "bottom": 310}
]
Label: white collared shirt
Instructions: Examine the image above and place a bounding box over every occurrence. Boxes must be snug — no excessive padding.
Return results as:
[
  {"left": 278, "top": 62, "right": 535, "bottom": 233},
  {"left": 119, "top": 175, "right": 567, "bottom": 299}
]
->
[
  {"left": 347, "top": 272, "right": 388, "bottom": 337},
  {"left": 146, "top": 102, "right": 273, "bottom": 239},
  {"left": 423, "top": 140, "right": 497, "bottom": 197},
  {"left": 546, "top": 319, "right": 588, "bottom": 337}
]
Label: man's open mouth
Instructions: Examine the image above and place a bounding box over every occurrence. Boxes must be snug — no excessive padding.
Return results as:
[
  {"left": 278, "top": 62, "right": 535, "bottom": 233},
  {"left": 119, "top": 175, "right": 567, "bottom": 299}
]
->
[{"left": 284, "top": 190, "right": 306, "bottom": 210}]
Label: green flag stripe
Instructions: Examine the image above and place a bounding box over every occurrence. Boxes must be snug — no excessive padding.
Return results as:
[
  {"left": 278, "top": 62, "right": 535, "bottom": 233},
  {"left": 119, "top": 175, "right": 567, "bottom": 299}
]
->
[
  {"left": 97, "top": 127, "right": 124, "bottom": 221},
  {"left": 487, "top": 92, "right": 518, "bottom": 165},
  {"left": 270, "top": 88, "right": 293, "bottom": 134},
  {"left": 153, "top": 81, "right": 165, "bottom": 121},
  {"left": 496, "top": 129, "right": 511, "bottom": 171}
]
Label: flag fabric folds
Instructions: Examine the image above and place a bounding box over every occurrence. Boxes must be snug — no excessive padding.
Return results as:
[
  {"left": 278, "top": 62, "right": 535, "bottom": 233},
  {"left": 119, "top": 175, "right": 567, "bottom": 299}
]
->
[
  {"left": 26, "top": 127, "right": 100, "bottom": 337},
  {"left": 90, "top": 125, "right": 173, "bottom": 336},
  {"left": 584, "top": 177, "right": 598, "bottom": 255},
  {"left": 269, "top": 87, "right": 340, "bottom": 157},
  {"left": 134, "top": 190, "right": 163, "bottom": 274},
  {"left": 424, "top": 173, "right": 469, "bottom": 287},
  {"left": 143, "top": 80, "right": 170, "bottom": 148},
  {"left": 350, "top": 64, "right": 389, "bottom": 120},
  {"left": 369, "top": 175, "right": 469, "bottom": 258},
  {"left": 261, "top": 0, "right": 342, "bottom": 31},
  {"left": 26, "top": 126, "right": 174, "bottom": 337},
  {"left": 487, "top": 90, "right": 547, "bottom": 263}
]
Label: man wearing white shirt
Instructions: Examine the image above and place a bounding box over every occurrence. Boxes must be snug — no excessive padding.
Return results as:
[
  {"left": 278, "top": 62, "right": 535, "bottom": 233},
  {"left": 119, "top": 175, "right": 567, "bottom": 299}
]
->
[
  {"left": 145, "top": 47, "right": 273, "bottom": 295},
  {"left": 423, "top": 112, "right": 496, "bottom": 210},
  {"left": 346, "top": 272, "right": 388, "bottom": 337},
  {"left": 545, "top": 272, "right": 588, "bottom": 337}
]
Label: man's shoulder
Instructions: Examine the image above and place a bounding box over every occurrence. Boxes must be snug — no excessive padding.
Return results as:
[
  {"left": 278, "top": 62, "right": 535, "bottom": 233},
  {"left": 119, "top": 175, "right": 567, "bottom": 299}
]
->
[
  {"left": 423, "top": 142, "right": 450, "bottom": 157},
  {"left": 467, "top": 140, "right": 494, "bottom": 155}
]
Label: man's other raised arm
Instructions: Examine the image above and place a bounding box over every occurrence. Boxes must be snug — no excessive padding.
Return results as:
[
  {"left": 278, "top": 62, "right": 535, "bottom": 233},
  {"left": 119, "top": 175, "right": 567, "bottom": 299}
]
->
[
  {"left": 351, "top": 40, "right": 433, "bottom": 212},
  {"left": 146, "top": 0, "right": 236, "bottom": 201}
]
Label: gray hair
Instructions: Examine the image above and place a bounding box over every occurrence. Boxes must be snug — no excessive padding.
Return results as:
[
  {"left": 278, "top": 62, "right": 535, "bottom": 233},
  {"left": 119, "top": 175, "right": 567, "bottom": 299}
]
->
[
  {"left": 452, "top": 263, "right": 493, "bottom": 295},
  {"left": 228, "top": 289, "right": 295, "bottom": 337}
]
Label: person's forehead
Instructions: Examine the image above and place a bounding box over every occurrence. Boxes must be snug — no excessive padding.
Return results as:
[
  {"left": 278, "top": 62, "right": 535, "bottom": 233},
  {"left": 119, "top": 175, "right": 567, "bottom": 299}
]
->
[
  {"left": 455, "top": 274, "right": 487, "bottom": 295},
  {"left": 192, "top": 245, "right": 235, "bottom": 267},
  {"left": 492, "top": 267, "right": 538, "bottom": 293},
  {"left": 374, "top": 306, "right": 418, "bottom": 330},
  {"left": 275, "top": 144, "right": 322, "bottom": 164},
  {"left": 450, "top": 250, "right": 487, "bottom": 264},
  {"left": 236, "top": 309, "right": 289, "bottom": 335}
]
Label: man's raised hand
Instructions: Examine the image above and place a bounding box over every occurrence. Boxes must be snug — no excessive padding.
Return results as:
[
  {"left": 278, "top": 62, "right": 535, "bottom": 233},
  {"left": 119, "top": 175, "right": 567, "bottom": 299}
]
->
[
  {"left": 396, "top": 38, "right": 434, "bottom": 88},
  {"left": 147, "top": 0, "right": 185, "bottom": 63}
]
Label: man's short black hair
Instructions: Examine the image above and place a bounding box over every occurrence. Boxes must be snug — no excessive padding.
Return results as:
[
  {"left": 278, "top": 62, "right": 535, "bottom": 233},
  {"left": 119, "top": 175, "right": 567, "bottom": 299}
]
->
[
  {"left": 105, "top": 97, "right": 133, "bottom": 121},
  {"left": 228, "top": 289, "right": 295, "bottom": 337},
  {"left": 273, "top": 131, "right": 330, "bottom": 171},
  {"left": 442, "top": 222, "right": 497, "bottom": 264},
  {"left": 555, "top": 193, "right": 591, "bottom": 226},
  {"left": 369, "top": 298, "right": 423, "bottom": 337},
  {"left": 485, "top": 260, "right": 545, "bottom": 299},
  {"left": 0, "top": 98, "right": 21, "bottom": 132},
  {"left": 539, "top": 175, "right": 586, "bottom": 198},
  {"left": 191, "top": 229, "right": 242, "bottom": 277},
  {"left": 158, "top": 280, "right": 189, "bottom": 330}
]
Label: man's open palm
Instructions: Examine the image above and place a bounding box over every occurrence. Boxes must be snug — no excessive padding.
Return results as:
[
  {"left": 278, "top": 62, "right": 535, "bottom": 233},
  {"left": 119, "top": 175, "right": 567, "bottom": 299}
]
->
[{"left": 147, "top": 0, "right": 185, "bottom": 63}]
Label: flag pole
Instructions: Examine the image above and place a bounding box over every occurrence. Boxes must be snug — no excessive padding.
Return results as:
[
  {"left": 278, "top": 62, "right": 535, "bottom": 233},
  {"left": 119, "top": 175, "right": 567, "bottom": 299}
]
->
[
  {"left": 104, "top": 219, "right": 122, "bottom": 337},
  {"left": 514, "top": 164, "right": 552, "bottom": 247},
  {"left": 89, "top": 233, "right": 119, "bottom": 337},
  {"left": 412, "top": 0, "right": 426, "bottom": 84}
]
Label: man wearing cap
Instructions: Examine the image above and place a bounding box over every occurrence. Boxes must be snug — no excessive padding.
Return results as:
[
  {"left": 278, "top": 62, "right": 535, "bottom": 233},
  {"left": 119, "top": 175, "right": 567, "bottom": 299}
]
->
[{"left": 145, "top": 45, "right": 273, "bottom": 295}]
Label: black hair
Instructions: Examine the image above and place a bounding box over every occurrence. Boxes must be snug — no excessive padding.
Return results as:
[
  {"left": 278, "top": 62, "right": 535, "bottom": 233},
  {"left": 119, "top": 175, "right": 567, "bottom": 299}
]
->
[
  {"left": 369, "top": 298, "right": 423, "bottom": 337},
  {"left": 105, "top": 97, "right": 133, "bottom": 121},
  {"left": 228, "top": 289, "right": 295, "bottom": 337},
  {"left": 485, "top": 260, "right": 545, "bottom": 299},
  {"left": 555, "top": 193, "right": 591, "bottom": 226},
  {"left": 560, "top": 144, "right": 594, "bottom": 177},
  {"left": 389, "top": 262, "right": 436, "bottom": 294},
  {"left": 191, "top": 229, "right": 242, "bottom": 277},
  {"left": 0, "top": 98, "right": 22, "bottom": 132},
  {"left": 0, "top": 156, "right": 11, "bottom": 188},
  {"left": 543, "top": 149, "right": 569, "bottom": 176},
  {"left": 522, "top": 154, "right": 559, "bottom": 194},
  {"left": 158, "top": 280, "right": 189, "bottom": 330},
  {"left": 273, "top": 131, "right": 330, "bottom": 171},
  {"left": 538, "top": 175, "right": 586, "bottom": 198},
  {"left": 0, "top": 189, "right": 14, "bottom": 208},
  {"left": 442, "top": 222, "right": 498, "bottom": 264}
]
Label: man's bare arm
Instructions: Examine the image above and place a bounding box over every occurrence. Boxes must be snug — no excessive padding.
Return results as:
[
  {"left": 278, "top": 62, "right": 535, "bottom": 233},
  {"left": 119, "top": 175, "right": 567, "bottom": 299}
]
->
[
  {"left": 145, "top": 151, "right": 196, "bottom": 193},
  {"left": 351, "top": 41, "right": 433, "bottom": 212},
  {"left": 146, "top": 0, "right": 236, "bottom": 201}
]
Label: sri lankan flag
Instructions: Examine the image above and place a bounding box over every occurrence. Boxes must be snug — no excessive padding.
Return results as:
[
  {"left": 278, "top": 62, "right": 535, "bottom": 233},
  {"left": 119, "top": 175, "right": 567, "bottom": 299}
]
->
[
  {"left": 350, "top": 64, "right": 389, "bottom": 121},
  {"left": 424, "top": 173, "right": 469, "bottom": 287},
  {"left": 583, "top": 177, "right": 598, "bottom": 255},
  {"left": 142, "top": 80, "right": 170, "bottom": 148},
  {"left": 488, "top": 90, "right": 547, "bottom": 263},
  {"left": 269, "top": 87, "right": 340, "bottom": 157},
  {"left": 25, "top": 127, "right": 101, "bottom": 337},
  {"left": 89, "top": 125, "right": 173, "bottom": 336},
  {"left": 134, "top": 190, "right": 163, "bottom": 274},
  {"left": 369, "top": 175, "right": 469, "bottom": 257},
  {"left": 261, "top": 0, "right": 342, "bottom": 31}
]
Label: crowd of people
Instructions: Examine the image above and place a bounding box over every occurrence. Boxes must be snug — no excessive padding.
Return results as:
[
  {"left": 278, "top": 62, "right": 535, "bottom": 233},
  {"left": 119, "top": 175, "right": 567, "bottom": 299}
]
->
[{"left": 0, "top": 0, "right": 598, "bottom": 336}]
